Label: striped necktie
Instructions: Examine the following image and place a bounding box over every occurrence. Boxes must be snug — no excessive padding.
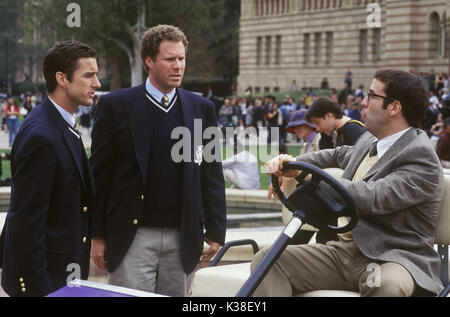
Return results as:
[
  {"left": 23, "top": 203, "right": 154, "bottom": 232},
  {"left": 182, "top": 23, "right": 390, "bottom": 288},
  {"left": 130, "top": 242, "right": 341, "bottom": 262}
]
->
[
  {"left": 369, "top": 141, "right": 378, "bottom": 157},
  {"left": 161, "top": 95, "right": 169, "bottom": 107}
]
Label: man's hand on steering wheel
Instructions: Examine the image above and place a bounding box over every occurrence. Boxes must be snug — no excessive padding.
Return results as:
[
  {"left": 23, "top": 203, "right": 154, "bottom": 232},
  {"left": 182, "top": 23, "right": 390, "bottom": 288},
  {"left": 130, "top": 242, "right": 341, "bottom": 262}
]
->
[{"left": 265, "top": 154, "right": 300, "bottom": 200}]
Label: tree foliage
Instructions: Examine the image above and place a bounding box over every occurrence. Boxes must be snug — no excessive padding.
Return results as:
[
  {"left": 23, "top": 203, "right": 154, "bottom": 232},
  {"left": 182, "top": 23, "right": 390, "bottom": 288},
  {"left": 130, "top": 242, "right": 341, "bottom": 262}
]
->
[
  {"left": 15, "top": 0, "right": 239, "bottom": 92},
  {"left": 0, "top": 0, "right": 23, "bottom": 94}
]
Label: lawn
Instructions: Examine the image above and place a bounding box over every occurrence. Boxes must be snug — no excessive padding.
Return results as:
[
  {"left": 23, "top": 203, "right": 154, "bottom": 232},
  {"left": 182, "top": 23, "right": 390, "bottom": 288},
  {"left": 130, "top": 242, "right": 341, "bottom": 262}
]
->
[
  {"left": 0, "top": 145, "right": 303, "bottom": 190},
  {"left": 222, "top": 144, "right": 302, "bottom": 189}
]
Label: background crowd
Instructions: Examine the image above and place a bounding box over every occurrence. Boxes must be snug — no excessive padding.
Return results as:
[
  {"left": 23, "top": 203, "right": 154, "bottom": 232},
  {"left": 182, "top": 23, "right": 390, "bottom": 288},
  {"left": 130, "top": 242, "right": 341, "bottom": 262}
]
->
[
  {"left": 0, "top": 68, "right": 449, "bottom": 164},
  {"left": 0, "top": 91, "right": 97, "bottom": 147},
  {"left": 213, "top": 69, "right": 450, "bottom": 169}
]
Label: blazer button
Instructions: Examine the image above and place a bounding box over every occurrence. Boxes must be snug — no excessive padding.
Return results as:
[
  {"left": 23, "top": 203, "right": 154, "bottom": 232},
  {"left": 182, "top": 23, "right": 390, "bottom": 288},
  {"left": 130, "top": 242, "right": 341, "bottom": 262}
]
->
[
  {"left": 133, "top": 219, "right": 138, "bottom": 225},
  {"left": 21, "top": 288, "right": 26, "bottom": 293},
  {"left": 140, "top": 195, "right": 144, "bottom": 201},
  {"left": 21, "top": 283, "right": 25, "bottom": 288},
  {"left": 19, "top": 278, "right": 24, "bottom": 283},
  {"left": 82, "top": 206, "right": 88, "bottom": 213},
  {"left": 82, "top": 237, "right": 87, "bottom": 243}
]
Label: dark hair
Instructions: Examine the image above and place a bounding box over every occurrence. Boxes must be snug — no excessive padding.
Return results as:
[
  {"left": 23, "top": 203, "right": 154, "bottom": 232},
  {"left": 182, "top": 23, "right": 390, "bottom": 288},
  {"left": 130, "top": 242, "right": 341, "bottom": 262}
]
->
[
  {"left": 43, "top": 41, "right": 97, "bottom": 93},
  {"left": 141, "top": 24, "right": 188, "bottom": 72},
  {"left": 444, "top": 117, "right": 450, "bottom": 128},
  {"left": 374, "top": 69, "right": 428, "bottom": 128},
  {"left": 305, "top": 97, "right": 343, "bottom": 121}
]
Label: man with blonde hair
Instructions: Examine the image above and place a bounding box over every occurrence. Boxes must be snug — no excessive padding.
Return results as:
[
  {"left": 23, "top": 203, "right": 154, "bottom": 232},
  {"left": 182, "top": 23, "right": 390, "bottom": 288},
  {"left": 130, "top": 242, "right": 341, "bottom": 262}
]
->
[{"left": 89, "top": 25, "right": 226, "bottom": 296}]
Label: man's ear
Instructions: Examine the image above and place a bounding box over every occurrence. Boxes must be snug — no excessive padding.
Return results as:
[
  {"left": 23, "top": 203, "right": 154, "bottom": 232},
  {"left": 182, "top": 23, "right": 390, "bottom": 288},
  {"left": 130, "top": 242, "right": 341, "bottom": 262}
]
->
[
  {"left": 325, "top": 112, "right": 334, "bottom": 121},
  {"left": 144, "top": 56, "right": 154, "bottom": 72},
  {"left": 55, "top": 71, "right": 68, "bottom": 88},
  {"left": 389, "top": 100, "right": 402, "bottom": 117}
]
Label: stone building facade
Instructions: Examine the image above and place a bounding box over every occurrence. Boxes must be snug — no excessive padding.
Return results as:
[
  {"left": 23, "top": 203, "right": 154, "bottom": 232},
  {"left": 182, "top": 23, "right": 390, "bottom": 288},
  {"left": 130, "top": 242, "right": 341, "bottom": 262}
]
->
[{"left": 237, "top": 0, "right": 450, "bottom": 95}]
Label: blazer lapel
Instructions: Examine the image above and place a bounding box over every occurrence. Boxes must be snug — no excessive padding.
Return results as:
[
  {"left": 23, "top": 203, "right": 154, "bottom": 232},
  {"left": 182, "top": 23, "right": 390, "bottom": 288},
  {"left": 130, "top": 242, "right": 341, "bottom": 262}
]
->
[
  {"left": 342, "top": 135, "right": 375, "bottom": 180},
  {"left": 44, "top": 99, "right": 87, "bottom": 190},
  {"left": 362, "top": 128, "right": 417, "bottom": 181},
  {"left": 177, "top": 89, "right": 195, "bottom": 190},
  {"left": 129, "top": 83, "right": 150, "bottom": 188},
  {"left": 80, "top": 138, "right": 95, "bottom": 197}
]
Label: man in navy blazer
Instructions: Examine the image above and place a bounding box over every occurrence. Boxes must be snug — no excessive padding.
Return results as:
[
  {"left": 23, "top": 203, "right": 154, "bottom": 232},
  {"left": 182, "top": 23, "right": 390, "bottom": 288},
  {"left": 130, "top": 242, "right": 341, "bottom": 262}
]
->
[
  {"left": 90, "top": 25, "right": 226, "bottom": 296},
  {"left": 0, "top": 41, "right": 100, "bottom": 296}
]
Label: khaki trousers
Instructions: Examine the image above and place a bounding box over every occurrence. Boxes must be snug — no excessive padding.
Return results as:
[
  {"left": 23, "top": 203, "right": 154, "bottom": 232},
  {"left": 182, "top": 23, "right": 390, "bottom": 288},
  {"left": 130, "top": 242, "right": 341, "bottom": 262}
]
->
[
  {"left": 251, "top": 239, "right": 415, "bottom": 297},
  {"left": 109, "top": 227, "right": 188, "bottom": 296}
]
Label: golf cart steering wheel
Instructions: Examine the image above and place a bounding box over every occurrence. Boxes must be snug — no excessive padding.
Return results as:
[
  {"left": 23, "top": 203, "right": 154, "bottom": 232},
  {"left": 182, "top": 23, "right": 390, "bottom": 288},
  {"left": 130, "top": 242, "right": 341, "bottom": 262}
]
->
[{"left": 272, "top": 161, "right": 357, "bottom": 234}]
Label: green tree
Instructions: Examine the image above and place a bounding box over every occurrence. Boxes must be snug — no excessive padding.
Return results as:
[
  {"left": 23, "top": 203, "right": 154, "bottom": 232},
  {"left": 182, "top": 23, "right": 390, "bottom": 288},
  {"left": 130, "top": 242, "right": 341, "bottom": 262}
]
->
[
  {"left": 0, "top": 0, "right": 22, "bottom": 95},
  {"left": 18, "top": 0, "right": 239, "bottom": 91}
]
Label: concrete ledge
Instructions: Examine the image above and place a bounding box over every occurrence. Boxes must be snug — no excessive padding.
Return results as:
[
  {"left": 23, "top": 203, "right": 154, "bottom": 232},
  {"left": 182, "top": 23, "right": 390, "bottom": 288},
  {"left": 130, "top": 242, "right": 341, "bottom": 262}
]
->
[{"left": 225, "top": 188, "right": 281, "bottom": 212}]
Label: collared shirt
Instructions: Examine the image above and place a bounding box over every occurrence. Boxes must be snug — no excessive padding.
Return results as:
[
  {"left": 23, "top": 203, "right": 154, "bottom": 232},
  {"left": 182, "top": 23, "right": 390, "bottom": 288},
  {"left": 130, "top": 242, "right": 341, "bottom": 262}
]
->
[
  {"left": 48, "top": 96, "right": 76, "bottom": 128},
  {"left": 145, "top": 77, "right": 176, "bottom": 104},
  {"left": 374, "top": 127, "right": 412, "bottom": 159}
]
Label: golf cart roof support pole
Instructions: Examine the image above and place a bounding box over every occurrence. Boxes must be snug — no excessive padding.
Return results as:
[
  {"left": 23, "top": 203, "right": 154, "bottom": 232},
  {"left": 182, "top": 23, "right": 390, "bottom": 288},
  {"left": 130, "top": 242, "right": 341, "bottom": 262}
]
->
[{"left": 235, "top": 215, "right": 303, "bottom": 297}]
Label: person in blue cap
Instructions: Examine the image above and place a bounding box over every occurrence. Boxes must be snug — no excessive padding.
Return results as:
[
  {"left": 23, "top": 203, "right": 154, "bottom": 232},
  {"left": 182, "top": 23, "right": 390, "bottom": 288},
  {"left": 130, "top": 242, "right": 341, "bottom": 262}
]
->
[
  {"left": 285, "top": 109, "right": 321, "bottom": 155},
  {"left": 281, "top": 109, "right": 322, "bottom": 245}
]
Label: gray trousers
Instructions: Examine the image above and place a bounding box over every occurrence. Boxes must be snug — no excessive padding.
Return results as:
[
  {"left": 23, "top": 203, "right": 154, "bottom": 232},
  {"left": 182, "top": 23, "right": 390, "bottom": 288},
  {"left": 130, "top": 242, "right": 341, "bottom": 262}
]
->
[
  {"left": 251, "top": 239, "right": 415, "bottom": 297},
  {"left": 109, "top": 227, "right": 188, "bottom": 296}
]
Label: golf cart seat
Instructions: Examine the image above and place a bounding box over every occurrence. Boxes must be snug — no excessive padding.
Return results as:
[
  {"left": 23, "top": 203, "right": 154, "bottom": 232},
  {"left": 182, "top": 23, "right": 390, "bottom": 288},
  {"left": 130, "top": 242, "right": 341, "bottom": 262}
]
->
[
  {"left": 199, "top": 168, "right": 345, "bottom": 264},
  {"left": 191, "top": 169, "right": 450, "bottom": 297}
]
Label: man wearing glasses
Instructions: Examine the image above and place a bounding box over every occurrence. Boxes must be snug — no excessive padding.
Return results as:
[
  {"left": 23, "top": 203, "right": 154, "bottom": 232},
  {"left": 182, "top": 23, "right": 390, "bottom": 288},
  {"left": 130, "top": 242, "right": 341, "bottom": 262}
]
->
[{"left": 257, "top": 69, "right": 445, "bottom": 297}]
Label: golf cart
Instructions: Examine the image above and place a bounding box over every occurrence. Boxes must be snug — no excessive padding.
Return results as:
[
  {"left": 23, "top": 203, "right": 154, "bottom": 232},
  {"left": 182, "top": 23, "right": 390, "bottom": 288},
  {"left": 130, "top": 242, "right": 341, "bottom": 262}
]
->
[{"left": 191, "top": 162, "right": 450, "bottom": 297}]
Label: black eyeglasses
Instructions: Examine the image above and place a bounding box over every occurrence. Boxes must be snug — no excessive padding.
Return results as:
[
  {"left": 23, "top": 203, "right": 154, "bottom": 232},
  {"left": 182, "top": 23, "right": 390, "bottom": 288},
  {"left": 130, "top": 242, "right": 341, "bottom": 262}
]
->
[{"left": 366, "top": 90, "right": 396, "bottom": 103}]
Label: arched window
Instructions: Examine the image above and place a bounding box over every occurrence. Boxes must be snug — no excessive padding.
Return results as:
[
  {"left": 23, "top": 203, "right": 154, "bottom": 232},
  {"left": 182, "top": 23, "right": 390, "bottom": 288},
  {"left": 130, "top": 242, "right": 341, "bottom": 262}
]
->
[{"left": 429, "top": 12, "right": 441, "bottom": 58}]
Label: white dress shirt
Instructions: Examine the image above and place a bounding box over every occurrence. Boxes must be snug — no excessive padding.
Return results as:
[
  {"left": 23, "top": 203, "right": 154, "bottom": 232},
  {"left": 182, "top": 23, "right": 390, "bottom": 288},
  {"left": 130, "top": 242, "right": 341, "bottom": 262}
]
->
[{"left": 373, "top": 127, "right": 412, "bottom": 159}]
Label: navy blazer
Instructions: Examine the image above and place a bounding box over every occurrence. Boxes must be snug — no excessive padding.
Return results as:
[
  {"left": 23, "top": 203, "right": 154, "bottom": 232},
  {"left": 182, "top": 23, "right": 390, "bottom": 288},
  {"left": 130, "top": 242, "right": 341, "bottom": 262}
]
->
[
  {"left": 90, "top": 84, "right": 226, "bottom": 274},
  {"left": 0, "top": 98, "right": 94, "bottom": 297}
]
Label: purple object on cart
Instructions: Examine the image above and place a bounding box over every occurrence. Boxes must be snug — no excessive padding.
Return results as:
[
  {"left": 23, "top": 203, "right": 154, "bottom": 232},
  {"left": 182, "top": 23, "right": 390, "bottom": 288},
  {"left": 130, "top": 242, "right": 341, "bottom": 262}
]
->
[{"left": 47, "top": 280, "right": 165, "bottom": 297}]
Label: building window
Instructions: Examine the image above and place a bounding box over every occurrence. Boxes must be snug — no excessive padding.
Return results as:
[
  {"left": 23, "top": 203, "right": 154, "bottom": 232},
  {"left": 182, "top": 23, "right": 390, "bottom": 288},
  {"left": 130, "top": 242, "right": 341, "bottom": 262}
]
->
[
  {"left": 360, "top": 29, "right": 368, "bottom": 63},
  {"left": 265, "top": 36, "right": 272, "bottom": 65},
  {"left": 304, "top": 33, "right": 311, "bottom": 65},
  {"left": 255, "top": 87, "right": 261, "bottom": 94},
  {"left": 326, "top": 32, "right": 333, "bottom": 64},
  {"left": 257, "top": 37, "right": 263, "bottom": 65},
  {"left": 274, "top": 87, "right": 280, "bottom": 92},
  {"left": 373, "top": 28, "right": 381, "bottom": 62},
  {"left": 444, "top": 14, "right": 448, "bottom": 58},
  {"left": 438, "top": 19, "right": 444, "bottom": 57},
  {"left": 264, "top": 87, "right": 271, "bottom": 93},
  {"left": 314, "top": 32, "right": 322, "bottom": 64},
  {"left": 429, "top": 12, "right": 440, "bottom": 58},
  {"left": 275, "top": 35, "right": 282, "bottom": 65}
]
